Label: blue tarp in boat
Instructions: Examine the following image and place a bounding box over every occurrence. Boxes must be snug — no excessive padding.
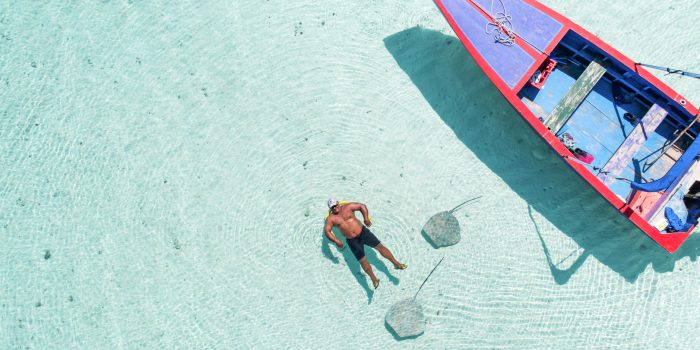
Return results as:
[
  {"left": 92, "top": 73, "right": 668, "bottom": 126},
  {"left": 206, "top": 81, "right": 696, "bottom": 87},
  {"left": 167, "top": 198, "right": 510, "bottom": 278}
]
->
[{"left": 631, "top": 137, "right": 700, "bottom": 192}]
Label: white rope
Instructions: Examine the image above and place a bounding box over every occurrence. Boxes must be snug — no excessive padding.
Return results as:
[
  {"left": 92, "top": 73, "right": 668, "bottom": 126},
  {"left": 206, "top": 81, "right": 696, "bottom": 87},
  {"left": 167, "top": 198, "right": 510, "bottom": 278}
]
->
[
  {"left": 485, "top": 0, "right": 516, "bottom": 46},
  {"left": 468, "top": 0, "right": 547, "bottom": 54}
]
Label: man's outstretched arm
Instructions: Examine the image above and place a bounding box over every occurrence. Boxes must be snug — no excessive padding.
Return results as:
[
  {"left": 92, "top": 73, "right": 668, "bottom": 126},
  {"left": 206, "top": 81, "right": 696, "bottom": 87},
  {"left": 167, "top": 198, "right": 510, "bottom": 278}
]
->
[
  {"left": 349, "top": 202, "right": 371, "bottom": 226},
  {"left": 324, "top": 218, "right": 343, "bottom": 248}
]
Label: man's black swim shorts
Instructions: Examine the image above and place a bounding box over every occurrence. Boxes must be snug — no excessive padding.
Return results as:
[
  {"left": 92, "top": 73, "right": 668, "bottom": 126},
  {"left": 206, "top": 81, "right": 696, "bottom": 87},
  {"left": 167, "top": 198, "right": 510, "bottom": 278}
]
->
[{"left": 346, "top": 226, "right": 381, "bottom": 260}]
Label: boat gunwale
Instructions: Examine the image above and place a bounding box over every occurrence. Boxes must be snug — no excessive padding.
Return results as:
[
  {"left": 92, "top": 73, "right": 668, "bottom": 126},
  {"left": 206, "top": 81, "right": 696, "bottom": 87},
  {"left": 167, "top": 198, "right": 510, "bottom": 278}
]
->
[
  {"left": 433, "top": 0, "right": 694, "bottom": 252},
  {"left": 521, "top": 0, "right": 698, "bottom": 117}
]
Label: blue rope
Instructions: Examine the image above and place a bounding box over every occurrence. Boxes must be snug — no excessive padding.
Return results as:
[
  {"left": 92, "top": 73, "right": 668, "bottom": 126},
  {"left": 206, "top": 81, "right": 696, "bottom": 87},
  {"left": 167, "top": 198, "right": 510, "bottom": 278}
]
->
[{"left": 636, "top": 63, "right": 700, "bottom": 79}]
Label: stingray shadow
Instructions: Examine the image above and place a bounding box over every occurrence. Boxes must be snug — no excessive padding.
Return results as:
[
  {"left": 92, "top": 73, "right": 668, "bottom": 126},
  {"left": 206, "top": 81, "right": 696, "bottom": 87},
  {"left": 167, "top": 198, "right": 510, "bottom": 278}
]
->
[
  {"left": 384, "top": 320, "right": 422, "bottom": 341},
  {"left": 420, "top": 229, "right": 440, "bottom": 249},
  {"left": 384, "top": 26, "right": 700, "bottom": 283},
  {"left": 321, "top": 229, "right": 400, "bottom": 303}
]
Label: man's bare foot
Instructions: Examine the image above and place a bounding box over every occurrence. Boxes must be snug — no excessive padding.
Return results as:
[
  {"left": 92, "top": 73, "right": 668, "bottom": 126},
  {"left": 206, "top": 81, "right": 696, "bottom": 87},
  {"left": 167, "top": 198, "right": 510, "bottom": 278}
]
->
[
  {"left": 373, "top": 279, "right": 380, "bottom": 289},
  {"left": 394, "top": 263, "right": 408, "bottom": 270}
]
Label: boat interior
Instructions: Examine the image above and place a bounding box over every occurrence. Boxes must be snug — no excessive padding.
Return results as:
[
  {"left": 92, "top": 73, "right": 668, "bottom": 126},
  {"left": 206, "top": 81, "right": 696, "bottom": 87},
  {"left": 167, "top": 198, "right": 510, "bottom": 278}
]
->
[{"left": 518, "top": 30, "right": 700, "bottom": 232}]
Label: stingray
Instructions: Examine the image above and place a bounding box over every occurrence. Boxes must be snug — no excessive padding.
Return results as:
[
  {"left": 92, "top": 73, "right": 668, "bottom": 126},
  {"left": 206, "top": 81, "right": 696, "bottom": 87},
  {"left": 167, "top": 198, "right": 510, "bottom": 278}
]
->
[
  {"left": 422, "top": 196, "right": 482, "bottom": 248},
  {"left": 385, "top": 256, "right": 445, "bottom": 339}
]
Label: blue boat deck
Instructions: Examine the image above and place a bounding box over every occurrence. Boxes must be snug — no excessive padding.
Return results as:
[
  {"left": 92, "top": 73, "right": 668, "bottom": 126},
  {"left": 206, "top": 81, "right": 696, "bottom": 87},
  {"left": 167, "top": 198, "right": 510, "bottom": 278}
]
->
[
  {"left": 435, "top": 0, "right": 698, "bottom": 250},
  {"left": 521, "top": 69, "right": 674, "bottom": 193},
  {"left": 518, "top": 55, "right": 699, "bottom": 230}
]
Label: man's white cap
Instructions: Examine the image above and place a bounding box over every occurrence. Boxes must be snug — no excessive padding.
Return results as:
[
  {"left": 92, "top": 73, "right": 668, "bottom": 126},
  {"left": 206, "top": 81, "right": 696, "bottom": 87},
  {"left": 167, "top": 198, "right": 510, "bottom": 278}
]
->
[{"left": 327, "top": 197, "right": 339, "bottom": 208}]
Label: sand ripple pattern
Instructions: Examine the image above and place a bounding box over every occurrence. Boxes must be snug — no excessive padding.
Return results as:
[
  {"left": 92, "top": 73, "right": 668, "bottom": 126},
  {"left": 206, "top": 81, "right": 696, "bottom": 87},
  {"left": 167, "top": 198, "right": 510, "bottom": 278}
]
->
[{"left": 2, "top": 0, "right": 700, "bottom": 349}]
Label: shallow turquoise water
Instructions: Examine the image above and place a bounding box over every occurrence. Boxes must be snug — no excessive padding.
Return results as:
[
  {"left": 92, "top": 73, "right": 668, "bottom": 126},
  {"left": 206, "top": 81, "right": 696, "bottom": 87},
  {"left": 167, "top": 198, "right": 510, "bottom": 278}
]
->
[{"left": 2, "top": 1, "right": 700, "bottom": 348}]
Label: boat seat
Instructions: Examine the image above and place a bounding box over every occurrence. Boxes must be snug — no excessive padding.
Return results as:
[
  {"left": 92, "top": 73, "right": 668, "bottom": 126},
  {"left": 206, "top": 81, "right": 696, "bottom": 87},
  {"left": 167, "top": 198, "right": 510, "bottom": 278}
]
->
[
  {"left": 598, "top": 104, "right": 668, "bottom": 185},
  {"left": 544, "top": 58, "right": 608, "bottom": 133}
]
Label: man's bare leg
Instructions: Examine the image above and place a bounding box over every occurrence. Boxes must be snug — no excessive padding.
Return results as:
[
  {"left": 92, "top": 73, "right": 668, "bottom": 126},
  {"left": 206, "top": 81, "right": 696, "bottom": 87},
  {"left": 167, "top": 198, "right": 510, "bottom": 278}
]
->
[
  {"left": 359, "top": 257, "right": 380, "bottom": 288},
  {"left": 374, "top": 244, "right": 407, "bottom": 269}
]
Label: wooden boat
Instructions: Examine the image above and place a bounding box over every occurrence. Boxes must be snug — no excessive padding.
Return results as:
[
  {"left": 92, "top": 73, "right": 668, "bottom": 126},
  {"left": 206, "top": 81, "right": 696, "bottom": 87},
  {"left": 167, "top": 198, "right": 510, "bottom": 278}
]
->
[{"left": 434, "top": 0, "right": 700, "bottom": 253}]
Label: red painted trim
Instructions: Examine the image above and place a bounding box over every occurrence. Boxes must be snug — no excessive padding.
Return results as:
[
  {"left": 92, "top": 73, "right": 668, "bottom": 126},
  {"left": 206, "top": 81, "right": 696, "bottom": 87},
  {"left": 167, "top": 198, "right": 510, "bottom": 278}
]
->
[
  {"left": 513, "top": 27, "right": 566, "bottom": 92},
  {"left": 545, "top": 27, "right": 569, "bottom": 54},
  {"left": 513, "top": 57, "right": 545, "bottom": 92},
  {"left": 435, "top": 0, "right": 521, "bottom": 96},
  {"left": 457, "top": 0, "right": 549, "bottom": 92},
  {"left": 625, "top": 206, "right": 690, "bottom": 253},
  {"left": 463, "top": 0, "right": 543, "bottom": 61},
  {"left": 434, "top": 0, "right": 695, "bottom": 253},
  {"left": 515, "top": 36, "right": 542, "bottom": 59}
]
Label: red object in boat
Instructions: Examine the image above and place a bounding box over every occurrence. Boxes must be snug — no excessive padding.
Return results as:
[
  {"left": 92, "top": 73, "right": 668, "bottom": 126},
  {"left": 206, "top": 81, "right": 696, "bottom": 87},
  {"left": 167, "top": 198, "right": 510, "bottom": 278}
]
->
[
  {"left": 434, "top": 0, "right": 698, "bottom": 253},
  {"left": 528, "top": 58, "right": 557, "bottom": 89},
  {"left": 575, "top": 151, "right": 594, "bottom": 164}
]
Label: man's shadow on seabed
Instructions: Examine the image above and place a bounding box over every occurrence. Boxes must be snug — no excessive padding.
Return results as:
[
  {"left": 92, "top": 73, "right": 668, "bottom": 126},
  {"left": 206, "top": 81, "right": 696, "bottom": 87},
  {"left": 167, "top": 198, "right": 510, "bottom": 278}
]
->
[{"left": 321, "top": 228, "right": 400, "bottom": 304}]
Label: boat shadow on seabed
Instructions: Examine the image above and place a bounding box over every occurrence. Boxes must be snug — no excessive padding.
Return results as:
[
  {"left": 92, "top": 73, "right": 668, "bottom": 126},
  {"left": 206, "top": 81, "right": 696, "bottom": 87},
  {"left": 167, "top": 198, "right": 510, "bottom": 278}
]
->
[{"left": 384, "top": 26, "right": 700, "bottom": 283}]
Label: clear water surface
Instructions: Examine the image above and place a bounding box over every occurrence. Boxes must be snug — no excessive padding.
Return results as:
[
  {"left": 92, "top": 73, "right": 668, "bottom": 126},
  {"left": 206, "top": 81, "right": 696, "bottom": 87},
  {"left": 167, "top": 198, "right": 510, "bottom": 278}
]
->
[{"left": 2, "top": 0, "right": 699, "bottom": 348}]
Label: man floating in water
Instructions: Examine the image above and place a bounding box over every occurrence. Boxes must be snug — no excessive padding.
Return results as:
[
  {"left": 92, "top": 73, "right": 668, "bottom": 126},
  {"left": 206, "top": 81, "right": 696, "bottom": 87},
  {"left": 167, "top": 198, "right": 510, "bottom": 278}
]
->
[{"left": 324, "top": 198, "right": 407, "bottom": 289}]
